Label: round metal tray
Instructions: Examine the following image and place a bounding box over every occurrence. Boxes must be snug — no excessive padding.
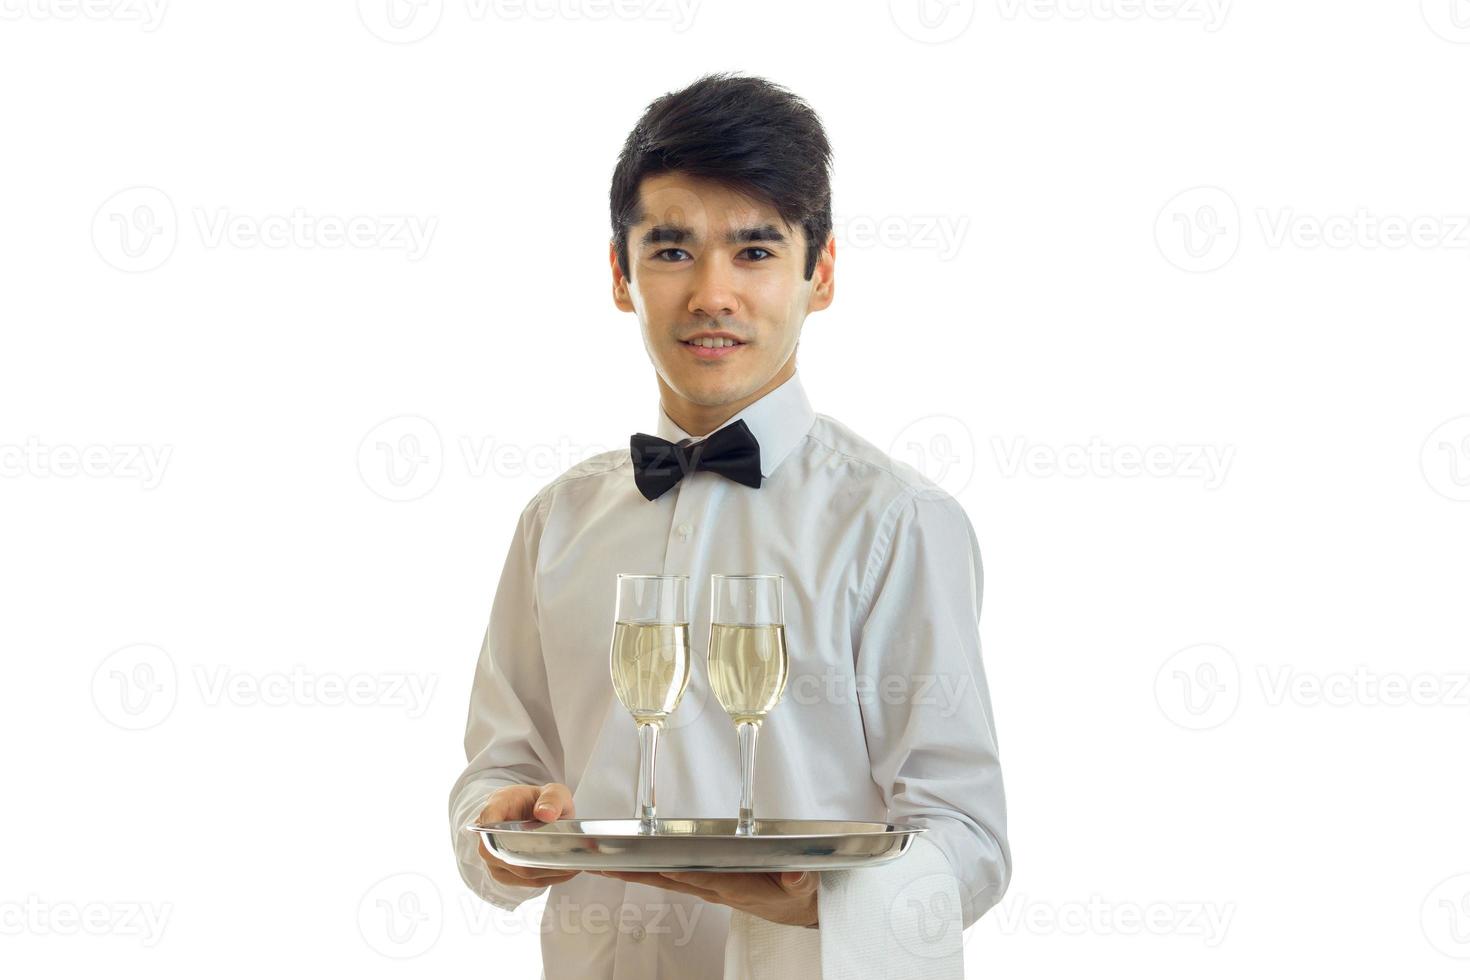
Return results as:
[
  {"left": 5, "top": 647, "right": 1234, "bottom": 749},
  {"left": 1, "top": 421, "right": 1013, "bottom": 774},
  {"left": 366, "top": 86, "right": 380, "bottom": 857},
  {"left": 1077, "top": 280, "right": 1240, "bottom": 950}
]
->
[{"left": 467, "top": 817, "right": 926, "bottom": 872}]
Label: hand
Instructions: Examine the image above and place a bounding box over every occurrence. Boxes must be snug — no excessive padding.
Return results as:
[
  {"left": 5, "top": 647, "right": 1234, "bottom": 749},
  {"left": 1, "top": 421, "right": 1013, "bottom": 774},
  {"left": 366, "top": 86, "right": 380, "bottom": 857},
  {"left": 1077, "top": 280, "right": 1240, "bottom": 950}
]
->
[
  {"left": 592, "top": 869, "right": 819, "bottom": 929},
  {"left": 475, "top": 782, "right": 581, "bottom": 889}
]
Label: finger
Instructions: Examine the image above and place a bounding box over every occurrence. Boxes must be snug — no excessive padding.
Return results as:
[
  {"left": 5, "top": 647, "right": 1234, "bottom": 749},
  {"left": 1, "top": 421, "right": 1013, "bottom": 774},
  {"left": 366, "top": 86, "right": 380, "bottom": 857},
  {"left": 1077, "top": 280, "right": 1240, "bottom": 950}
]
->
[
  {"left": 532, "top": 783, "right": 575, "bottom": 822},
  {"left": 478, "top": 784, "right": 537, "bottom": 823}
]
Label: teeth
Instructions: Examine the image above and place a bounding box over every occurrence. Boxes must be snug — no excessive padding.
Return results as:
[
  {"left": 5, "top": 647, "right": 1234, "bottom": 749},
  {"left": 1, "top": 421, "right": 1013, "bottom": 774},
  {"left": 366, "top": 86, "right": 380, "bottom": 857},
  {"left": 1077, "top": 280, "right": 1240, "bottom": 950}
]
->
[{"left": 689, "top": 337, "right": 736, "bottom": 348}]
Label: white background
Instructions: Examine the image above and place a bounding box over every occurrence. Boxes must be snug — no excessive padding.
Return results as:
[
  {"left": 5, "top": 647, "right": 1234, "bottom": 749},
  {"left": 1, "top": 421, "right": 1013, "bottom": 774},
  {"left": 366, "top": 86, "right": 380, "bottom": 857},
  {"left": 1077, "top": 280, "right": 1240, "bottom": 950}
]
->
[{"left": 3, "top": 0, "right": 1469, "bottom": 976}]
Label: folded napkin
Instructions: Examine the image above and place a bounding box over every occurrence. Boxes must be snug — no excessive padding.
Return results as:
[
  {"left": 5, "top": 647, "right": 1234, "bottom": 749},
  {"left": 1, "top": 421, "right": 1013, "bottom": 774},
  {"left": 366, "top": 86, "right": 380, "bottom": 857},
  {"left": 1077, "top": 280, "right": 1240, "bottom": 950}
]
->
[{"left": 723, "top": 835, "right": 964, "bottom": 979}]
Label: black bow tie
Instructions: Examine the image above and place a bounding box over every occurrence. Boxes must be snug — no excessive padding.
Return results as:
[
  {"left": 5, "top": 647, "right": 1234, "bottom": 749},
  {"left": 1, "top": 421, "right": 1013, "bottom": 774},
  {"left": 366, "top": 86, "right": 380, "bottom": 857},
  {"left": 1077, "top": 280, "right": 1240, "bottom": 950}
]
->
[{"left": 629, "top": 419, "right": 763, "bottom": 501}]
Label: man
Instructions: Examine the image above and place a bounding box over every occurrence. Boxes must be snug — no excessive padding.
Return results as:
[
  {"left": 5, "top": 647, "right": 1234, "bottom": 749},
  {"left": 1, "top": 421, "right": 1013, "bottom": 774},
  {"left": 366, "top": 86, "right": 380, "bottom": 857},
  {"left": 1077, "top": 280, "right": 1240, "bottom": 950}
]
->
[{"left": 448, "top": 72, "right": 1010, "bottom": 978}]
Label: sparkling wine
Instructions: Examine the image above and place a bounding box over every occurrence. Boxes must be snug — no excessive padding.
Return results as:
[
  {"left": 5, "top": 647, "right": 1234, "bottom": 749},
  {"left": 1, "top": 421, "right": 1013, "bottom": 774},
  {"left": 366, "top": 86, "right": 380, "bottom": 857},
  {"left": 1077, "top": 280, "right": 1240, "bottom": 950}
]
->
[
  {"left": 707, "top": 623, "right": 789, "bottom": 725},
  {"left": 609, "top": 621, "right": 691, "bottom": 725}
]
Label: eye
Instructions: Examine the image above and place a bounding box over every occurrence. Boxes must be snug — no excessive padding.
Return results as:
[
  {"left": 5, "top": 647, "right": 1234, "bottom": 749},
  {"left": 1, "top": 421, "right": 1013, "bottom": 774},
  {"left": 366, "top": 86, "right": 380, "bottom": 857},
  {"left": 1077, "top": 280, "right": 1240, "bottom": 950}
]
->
[
  {"left": 653, "top": 248, "right": 691, "bottom": 262},
  {"left": 742, "top": 247, "right": 773, "bottom": 261}
]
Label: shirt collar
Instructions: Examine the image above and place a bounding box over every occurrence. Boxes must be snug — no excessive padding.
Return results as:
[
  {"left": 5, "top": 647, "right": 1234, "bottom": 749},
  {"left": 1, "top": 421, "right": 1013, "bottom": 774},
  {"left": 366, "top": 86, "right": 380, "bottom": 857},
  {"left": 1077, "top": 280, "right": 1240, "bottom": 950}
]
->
[{"left": 654, "top": 371, "right": 816, "bottom": 478}]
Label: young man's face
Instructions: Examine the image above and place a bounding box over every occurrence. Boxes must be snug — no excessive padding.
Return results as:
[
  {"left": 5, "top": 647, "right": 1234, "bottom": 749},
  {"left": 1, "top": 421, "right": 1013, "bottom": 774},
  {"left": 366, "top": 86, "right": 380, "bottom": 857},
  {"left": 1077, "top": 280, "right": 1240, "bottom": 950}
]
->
[{"left": 611, "top": 172, "right": 834, "bottom": 423}]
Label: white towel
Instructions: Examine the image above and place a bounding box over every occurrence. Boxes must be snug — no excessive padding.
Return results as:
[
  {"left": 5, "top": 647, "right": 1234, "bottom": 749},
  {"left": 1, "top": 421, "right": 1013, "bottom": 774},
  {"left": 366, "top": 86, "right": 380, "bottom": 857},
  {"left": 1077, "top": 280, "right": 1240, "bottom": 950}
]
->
[{"left": 723, "top": 835, "right": 964, "bottom": 979}]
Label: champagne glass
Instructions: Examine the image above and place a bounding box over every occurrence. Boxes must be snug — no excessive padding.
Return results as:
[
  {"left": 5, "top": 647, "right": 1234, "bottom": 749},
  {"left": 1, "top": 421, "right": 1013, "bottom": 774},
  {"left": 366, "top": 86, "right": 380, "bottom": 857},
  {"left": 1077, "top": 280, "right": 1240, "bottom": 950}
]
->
[
  {"left": 608, "top": 574, "right": 691, "bottom": 834},
  {"left": 707, "top": 574, "right": 788, "bottom": 836}
]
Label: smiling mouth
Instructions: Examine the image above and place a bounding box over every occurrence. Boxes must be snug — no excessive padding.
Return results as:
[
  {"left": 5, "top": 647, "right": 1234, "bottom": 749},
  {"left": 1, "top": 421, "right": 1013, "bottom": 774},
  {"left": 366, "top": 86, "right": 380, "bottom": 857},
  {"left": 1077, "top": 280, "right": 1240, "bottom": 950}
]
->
[{"left": 682, "top": 337, "right": 746, "bottom": 349}]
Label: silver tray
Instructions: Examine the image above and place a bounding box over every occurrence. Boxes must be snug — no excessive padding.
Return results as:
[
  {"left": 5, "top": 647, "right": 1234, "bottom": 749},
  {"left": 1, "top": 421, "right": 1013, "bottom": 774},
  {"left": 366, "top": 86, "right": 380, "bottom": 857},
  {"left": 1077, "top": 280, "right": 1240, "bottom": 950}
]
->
[{"left": 468, "top": 817, "right": 926, "bottom": 872}]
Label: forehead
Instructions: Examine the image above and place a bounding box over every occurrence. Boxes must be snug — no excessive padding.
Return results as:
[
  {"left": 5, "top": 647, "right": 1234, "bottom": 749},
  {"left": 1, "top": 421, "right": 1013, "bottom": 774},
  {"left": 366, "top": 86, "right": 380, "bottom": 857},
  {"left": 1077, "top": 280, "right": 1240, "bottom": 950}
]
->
[{"left": 633, "top": 172, "right": 788, "bottom": 234}]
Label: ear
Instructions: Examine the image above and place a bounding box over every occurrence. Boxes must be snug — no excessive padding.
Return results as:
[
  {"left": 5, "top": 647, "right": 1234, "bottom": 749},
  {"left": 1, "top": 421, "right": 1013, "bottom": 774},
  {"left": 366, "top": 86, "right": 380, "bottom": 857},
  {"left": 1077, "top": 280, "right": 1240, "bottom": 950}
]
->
[
  {"left": 611, "top": 241, "right": 635, "bottom": 313},
  {"left": 806, "top": 232, "right": 836, "bottom": 313}
]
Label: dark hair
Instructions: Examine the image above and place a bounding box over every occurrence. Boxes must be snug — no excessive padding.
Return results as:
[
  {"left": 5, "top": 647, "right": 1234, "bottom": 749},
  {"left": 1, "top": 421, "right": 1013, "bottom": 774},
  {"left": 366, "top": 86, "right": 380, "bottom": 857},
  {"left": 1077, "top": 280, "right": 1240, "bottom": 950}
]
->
[{"left": 609, "top": 72, "right": 834, "bottom": 284}]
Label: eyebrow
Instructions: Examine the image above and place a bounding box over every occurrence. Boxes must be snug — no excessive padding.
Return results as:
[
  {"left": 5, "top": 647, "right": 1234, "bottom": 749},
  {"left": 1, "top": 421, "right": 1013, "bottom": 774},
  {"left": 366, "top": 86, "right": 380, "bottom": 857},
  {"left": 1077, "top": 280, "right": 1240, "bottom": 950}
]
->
[{"left": 637, "top": 223, "right": 789, "bottom": 248}]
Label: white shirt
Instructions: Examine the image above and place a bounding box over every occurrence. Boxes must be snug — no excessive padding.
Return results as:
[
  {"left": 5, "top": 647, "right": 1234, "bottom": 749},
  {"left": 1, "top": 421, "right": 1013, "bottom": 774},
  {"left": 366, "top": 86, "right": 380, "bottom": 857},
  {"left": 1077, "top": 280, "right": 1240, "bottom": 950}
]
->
[{"left": 448, "top": 370, "right": 1010, "bottom": 978}]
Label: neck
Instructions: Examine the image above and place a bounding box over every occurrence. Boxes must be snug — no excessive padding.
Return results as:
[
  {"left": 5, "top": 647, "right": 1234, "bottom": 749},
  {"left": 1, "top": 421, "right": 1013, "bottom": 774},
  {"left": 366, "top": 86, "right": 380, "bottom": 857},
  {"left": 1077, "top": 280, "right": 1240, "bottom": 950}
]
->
[{"left": 659, "top": 358, "right": 797, "bottom": 437}]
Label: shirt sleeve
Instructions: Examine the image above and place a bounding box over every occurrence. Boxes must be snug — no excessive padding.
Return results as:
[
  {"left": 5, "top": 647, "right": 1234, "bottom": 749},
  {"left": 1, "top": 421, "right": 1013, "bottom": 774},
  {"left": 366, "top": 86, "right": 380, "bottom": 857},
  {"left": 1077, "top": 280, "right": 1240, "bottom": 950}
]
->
[
  {"left": 851, "top": 485, "right": 1012, "bottom": 931},
  {"left": 447, "top": 492, "right": 568, "bottom": 912}
]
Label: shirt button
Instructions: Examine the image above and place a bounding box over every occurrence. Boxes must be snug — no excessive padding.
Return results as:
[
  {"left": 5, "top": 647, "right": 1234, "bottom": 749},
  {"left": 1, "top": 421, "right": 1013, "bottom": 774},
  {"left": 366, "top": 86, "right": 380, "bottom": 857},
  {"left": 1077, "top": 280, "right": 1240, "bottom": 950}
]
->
[
  {"left": 676, "top": 522, "right": 692, "bottom": 538},
  {"left": 631, "top": 924, "right": 647, "bottom": 941}
]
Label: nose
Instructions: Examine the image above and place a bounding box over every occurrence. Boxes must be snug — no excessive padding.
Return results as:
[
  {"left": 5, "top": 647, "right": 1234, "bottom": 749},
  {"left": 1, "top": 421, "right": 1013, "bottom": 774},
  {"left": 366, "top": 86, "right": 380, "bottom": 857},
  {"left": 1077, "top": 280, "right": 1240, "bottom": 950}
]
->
[{"left": 687, "top": 255, "right": 738, "bottom": 320}]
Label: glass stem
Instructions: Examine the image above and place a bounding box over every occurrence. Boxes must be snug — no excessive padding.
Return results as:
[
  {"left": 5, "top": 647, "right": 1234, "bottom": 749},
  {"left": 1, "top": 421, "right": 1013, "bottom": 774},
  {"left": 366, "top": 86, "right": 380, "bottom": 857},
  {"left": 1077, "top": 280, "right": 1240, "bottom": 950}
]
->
[
  {"left": 736, "top": 720, "right": 760, "bottom": 835},
  {"left": 636, "top": 721, "right": 660, "bottom": 833}
]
